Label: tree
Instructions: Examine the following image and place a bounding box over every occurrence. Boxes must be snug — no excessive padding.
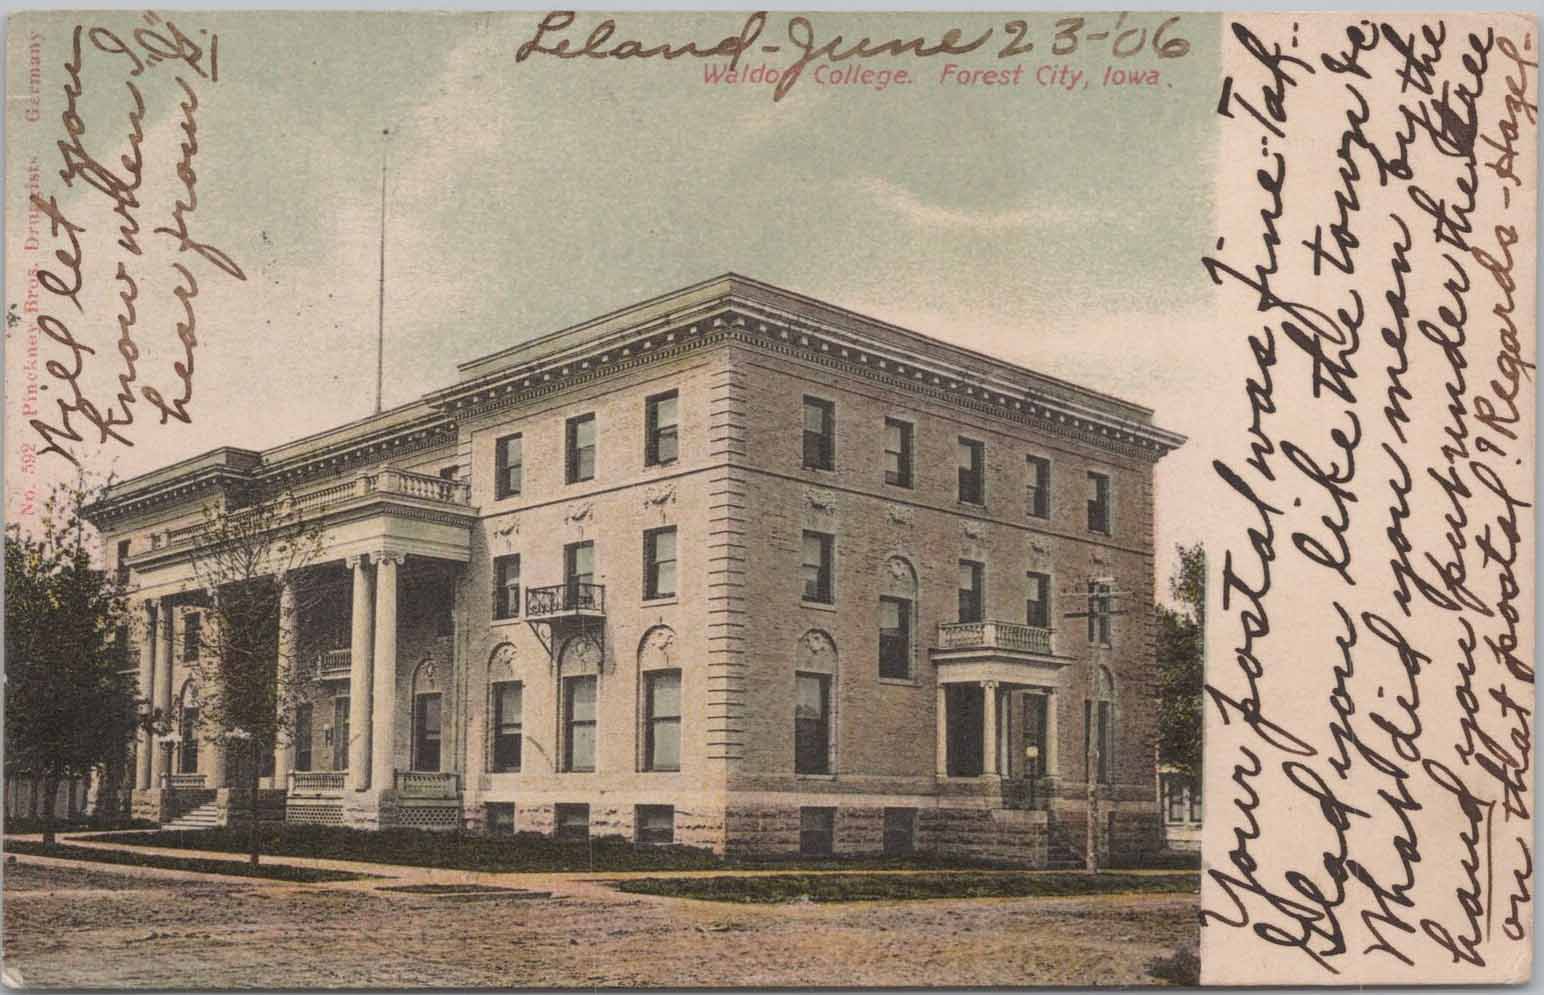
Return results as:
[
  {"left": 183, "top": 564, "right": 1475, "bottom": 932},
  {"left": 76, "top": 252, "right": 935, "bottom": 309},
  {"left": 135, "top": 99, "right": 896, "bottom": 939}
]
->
[
  {"left": 4, "top": 480, "right": 138, "bottom": 843},
  {"left": 184, "top": 484, "right": 326, "bottom": 865},
  {"left": 1156, "top": 543, "right": 1204, "bottom": 778}
]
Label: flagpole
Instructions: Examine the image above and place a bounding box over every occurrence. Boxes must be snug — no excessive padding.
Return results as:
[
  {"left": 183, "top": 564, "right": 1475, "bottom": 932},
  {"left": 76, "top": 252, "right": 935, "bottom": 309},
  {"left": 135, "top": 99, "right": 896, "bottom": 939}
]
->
[{"left": 375, "top": 128, "right": 390, "bottom": 416}]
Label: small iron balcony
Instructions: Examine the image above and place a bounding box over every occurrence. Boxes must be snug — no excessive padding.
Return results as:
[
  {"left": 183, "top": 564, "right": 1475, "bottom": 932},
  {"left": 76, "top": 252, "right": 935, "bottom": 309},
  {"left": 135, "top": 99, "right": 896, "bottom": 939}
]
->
[{"left": 526, "top": 582, "right": 606, "bottom": 619}]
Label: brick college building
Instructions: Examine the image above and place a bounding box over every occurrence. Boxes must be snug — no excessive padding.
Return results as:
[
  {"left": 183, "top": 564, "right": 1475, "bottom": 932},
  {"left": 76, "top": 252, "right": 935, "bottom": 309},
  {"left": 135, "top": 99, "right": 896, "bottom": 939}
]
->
[{"left": 85, "top": 275, "right": 1185, "bottom": 865}]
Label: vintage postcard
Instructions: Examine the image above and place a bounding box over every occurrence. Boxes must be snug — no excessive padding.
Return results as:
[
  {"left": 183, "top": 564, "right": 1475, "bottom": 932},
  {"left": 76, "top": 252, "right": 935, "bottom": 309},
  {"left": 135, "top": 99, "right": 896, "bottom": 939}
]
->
[{"left": 1, "top": 8, "right": 1536, "bottom": 989}]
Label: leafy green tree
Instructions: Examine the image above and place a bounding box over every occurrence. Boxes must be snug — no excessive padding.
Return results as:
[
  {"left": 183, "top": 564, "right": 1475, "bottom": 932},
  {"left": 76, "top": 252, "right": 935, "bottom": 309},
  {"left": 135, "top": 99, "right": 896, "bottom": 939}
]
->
[
  {"left": 1156, "top": 543, "right": 1204, "bottom": 778},
  {"left": 184, "top": 484, "right": 325, "bottom": 865},
  {"left": 4, "top": 481, "right": 138, "bottom": 843}
]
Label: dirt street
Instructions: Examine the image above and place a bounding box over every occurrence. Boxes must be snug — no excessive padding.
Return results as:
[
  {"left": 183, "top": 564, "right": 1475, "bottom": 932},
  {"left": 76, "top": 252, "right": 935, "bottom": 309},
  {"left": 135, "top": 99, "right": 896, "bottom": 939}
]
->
[{"left": 4, "top": 862, "right": 1198, "bottom": 988}]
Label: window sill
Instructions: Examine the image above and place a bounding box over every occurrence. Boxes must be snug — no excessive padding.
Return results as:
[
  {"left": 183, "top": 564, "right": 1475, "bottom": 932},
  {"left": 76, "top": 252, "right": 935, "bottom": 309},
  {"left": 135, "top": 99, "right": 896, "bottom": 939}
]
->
[
  {"left": 645, "top": 459, "right": 679, "bottom": 470},
  {"left": 641, "top": 767, "right": 681, "bottom": 774},
  {"left": 877, "top": 677, "right": 920, "bottom": 688},
  {"left": 957, "top": 501, "right": 987, "bottom": 512},
  {"left": 642, "top": 595, "right": 678, "bottom": 608},
  {"left": 883, "top": 480, "right": 914, "bottom": 491},
  {"left": 795, "top": 772, "right": 837, "bottom": 781},
  {"left": 802, "top": 464, "right": 837, "bottom": 474},
  {"left": 490, "top": 616, "right": 523, "bottom": 628},
  {"left": 561, "top": 769, "right": 596, "bottom": 775},
  {"left": 801, "top": 600, "right": 838, "bottom": 614}
]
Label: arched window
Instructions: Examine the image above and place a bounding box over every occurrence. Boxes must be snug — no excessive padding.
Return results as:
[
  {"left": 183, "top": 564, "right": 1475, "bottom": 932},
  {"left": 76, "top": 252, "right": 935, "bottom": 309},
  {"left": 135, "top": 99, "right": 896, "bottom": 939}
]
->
[
  {"left": 638, "top": 626, "right": 680, "bottom": 772},
  {"left": 486, "top": 643, "right": 522, "bottom": 773},
  {"left": 878, "top": 557, "right": 918, "bottom": 680},
  {"left": 1085, "top": 666, "right": 1116, "bottom": 785},
  {"left": 558, "top": 637, "right": 602, "bottom": 772},
  {"left": 795, "top": 631, "right": 837, "bottom": 775},
  {"left": 411, "top": 659, "right": 443, "bottom": 772}
]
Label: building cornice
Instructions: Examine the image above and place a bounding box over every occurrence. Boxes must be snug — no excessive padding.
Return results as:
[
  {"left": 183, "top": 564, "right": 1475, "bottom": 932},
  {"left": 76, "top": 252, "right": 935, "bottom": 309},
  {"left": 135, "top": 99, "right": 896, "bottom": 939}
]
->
[{"left": 86, "top": 275, "right": 1185, "bottom": 530}]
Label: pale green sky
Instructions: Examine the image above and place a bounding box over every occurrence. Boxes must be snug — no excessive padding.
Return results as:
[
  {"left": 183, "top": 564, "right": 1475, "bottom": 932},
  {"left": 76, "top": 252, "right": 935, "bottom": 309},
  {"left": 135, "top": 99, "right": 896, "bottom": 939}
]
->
[{"left": 7, "top": 10, "right": 1220, "bottom": 584}]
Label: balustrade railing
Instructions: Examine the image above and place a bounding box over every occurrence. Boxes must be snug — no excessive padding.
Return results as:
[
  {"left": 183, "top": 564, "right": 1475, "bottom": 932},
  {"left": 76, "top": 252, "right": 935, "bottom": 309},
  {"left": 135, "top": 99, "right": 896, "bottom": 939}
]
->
[
  {"left": 315, "top": 648, "right": 352, "bottom": 679},
  {"left": 526, "top": 582, "right": 606, "bottom": 618},
  {"left": 395, "top": 770, "right": 460, "bottom": 799},
  {"left": 289, "top": 770, "right": 347, "bottom": 795},
  {"left": 169, "top": 773, "right": 207, "bottom": 790},
  {"left": 936, "top": 620, "right": 1053, "bottom": 655}
]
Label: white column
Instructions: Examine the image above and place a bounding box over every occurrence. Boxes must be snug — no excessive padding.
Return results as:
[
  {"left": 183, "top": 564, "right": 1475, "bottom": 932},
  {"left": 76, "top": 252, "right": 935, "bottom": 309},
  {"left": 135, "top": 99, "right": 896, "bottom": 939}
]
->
[
  {"left": 347, "top": 555, "right": 375, "bottom": 791},
  {"left": 1045, "top": 691, "right": 1059, "bottom": 777},
  {"left": 935, "top": 683, "right": 949, "bottom": 778},
  {"left": 136, "top": 603, "right": 156, "bottom": 790},
  {"left": 150, "top": 599, "right": 174, "bottom": 787},
  {"left": 370, "top": 552, "right": 402, "bottom": 793},
  {"left": 273, "top": 576, "right": 298, "bottom": 781},
  {"left": 982, "top": 681, "right": 999, "bottom": 777}
]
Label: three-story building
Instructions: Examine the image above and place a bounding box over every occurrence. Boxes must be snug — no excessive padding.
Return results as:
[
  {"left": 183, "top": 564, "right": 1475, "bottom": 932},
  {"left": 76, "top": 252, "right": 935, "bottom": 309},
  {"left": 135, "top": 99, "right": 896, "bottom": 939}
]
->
[{"left": 85, "top": 274, "right": 1184, "bottom": 864}]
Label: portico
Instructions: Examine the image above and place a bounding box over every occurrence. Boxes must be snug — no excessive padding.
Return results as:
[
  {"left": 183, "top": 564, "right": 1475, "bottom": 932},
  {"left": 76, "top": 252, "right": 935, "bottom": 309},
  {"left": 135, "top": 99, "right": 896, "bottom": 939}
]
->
[
  {"left": 932, "top": 620, "right": 1069, "bottom": 808},
  {"left": 119, "top": 465, "right": 477, "bottom": 828}
]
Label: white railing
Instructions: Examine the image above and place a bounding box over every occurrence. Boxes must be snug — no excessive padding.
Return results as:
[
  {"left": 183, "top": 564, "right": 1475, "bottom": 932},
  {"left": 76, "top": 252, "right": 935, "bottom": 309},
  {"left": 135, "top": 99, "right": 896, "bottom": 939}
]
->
[
  {"left": 316, "top": 648, "right": 351, "bottom": 679},
  {"left": 395, "top": 770, "right": 460, "bottom": 799},
  {"left": 147, "top": 469, "right": 473, "bottom": 549},
  {"left": 937, "top": 620, "right": 1054, "bottom": 655},
  {"left": 289, "top": 770, "right": 347, "bottom": 795},
  {"left": 169, "top": 773, "right": 207, "bottom": 789}
]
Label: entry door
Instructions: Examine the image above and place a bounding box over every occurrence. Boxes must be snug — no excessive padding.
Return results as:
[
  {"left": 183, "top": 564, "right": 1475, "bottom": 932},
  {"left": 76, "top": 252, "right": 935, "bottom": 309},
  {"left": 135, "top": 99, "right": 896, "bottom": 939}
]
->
[
  {"left": 1022, "top": 694, "right": 1048, "bottom": 779},
  {"left": 413, "top": 693, "right": 442, "bottom": 772},
  {"left": 945, "top": 685, "right": 984, "bottom": 777},
  {"left": 333, "top": 697, "right": 350, "bottom": 770}
]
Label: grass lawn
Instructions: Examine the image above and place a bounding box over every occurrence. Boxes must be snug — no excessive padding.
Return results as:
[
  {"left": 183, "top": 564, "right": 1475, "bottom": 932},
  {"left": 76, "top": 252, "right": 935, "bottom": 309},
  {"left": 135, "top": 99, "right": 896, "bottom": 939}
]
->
[
  {"left": 613, "top": 871, "right": 1201, "bottom": 903},
  {"left": 74, "top": 825, "right": 726, "bottom": 872},
  {"left": 70, "top": 825, "right": 1032, "bottom": 873},
  {"left": 5, "top": 840, "right": 371, "bottom": 883}
]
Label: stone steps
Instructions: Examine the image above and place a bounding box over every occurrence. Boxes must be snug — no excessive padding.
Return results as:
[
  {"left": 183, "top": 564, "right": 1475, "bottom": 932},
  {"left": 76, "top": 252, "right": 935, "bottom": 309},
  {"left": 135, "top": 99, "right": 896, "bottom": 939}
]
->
[{"left": 162, "top": 802, "right": 222, "bottom": 831}]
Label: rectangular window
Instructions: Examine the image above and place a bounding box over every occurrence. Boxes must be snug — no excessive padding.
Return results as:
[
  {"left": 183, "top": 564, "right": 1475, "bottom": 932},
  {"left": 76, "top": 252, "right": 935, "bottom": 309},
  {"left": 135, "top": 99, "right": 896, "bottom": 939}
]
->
[
  {"left": 293, "top": 704, "right": 313, "bottom": 773},
  {"left": 644, "top": 670, "right": 682, "bottom": 771},
  {"left": 1189, "top": 783, "right": 1203, "bottom": 822},
  {"left": 801, "top": 531, "right": 834, "bottom": 604},
  {"left": 1087, "top": 472, "right": 1111, "bottom": 534},
  {"left": 491, "top": 681, "right": 523, "bottom": 772},
  {"left": 883, "top": 418, "right": 913, "bottom": 488},
  {"left": 636, "top": 804, "right": 675, "bottom": 844},
  {"left": 644, "top": 527, "right": 677, "bottom": 600},
  {"left": 563, "top": 675, "right": 598, "bottom": 772},
  {"left": 487, "top": 802, "right": 516, "bottom": 835},
  {"left": 332, "top": 697, "right": 350, "bottom": 770},
  {"left": 495, "top": 433, "right": 523, "bottom": 498},
  {"left": 1166, "top": 779, "right": 1186, "bottom": 823},
  {"left": 555, "top": 803, "right": 590, "bottom": 841},
  {"left": 183, "top": 612, "right": 202, "bottom": 661},
  {"left": 494, "top": 554, "right": 521, "bottom": 619},
  {"left": 878, "top": 596, "right": 911, "bottom": 680},
  {"left": 958, "top": 561, "right": 984, "bottom": 623},
  {"left": 883, "top": 807, "right": 916, "bottom": 856},
  {"left": 1026, "top": 455, "right": 1051, "bottom": 518},
  {"left": 799, "top": 807, "right": 835, "bottom": 857},
  {"left": 413, "top": 693, "right": 442, "bottom": 772},
  {"left": 958, "top": 438, "right": 985, "bottom": 505},
  {"left": 566, "top": 414, "right": 596, "bottom": 483},
  {"left": 645, "top": 391, "right": 679, "bottom": 466},
  {"left": 115, "top": 539, "right": 131, "bottom": 585},
  {"left": 1026, "top": 572, "right": 1051, "bottom": 629},
  {"left": 794, "top": 672, "right": 831, "bottom": 775},
  {"left": 1087, "top": 580, "right": 1114, "bottom": 645},
  {"left": 802, "top": 396, "right": 834, "bottom": 470}
]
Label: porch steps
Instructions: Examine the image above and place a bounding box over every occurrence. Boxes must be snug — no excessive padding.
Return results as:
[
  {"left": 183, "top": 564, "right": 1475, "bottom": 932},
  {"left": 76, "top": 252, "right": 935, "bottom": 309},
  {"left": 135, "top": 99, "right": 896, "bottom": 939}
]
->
[{"left": 162, "top": 801, "right": 222, "bottom": 831}]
